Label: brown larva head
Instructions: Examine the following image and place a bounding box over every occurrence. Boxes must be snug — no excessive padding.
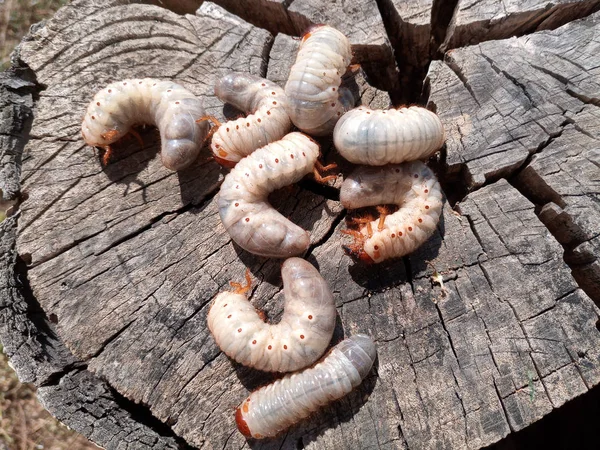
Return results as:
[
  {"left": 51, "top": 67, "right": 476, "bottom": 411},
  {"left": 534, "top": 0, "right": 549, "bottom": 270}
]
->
[
  {"left": 342, "top": 244, "right": 374, "bottom": 264},
  {"left": 235, "top": 406, "right": 252, "bottom": 438}
]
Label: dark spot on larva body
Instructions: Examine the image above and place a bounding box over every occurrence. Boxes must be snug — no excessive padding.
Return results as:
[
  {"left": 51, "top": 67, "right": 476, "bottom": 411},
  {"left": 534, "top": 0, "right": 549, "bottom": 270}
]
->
[
  {"left": 418, "top": 218, "right": 423, "bottom": 223},
  {"left": 283, "top": 345, "right": 288, "bottom": 350},
  {"left": 257, "top": 118, "right": 262, "bottom": 123},
  {"left": 424, "top": 189, "right": 429, "bottom": 193},
  {"left": 246, "top": 123, "right": 250, "bottom": 127},
  {"left": 300, "top": 334, "right": 305, "bottom": 339},
  {"left": 308, "top": 315, "right": 313, "bottom": 320},
  {"left": 275, "top": 158, "right": 279, "bottom": 163},
  {"left": 408, "top": 227, "right": 413, "bottom": 231},
  {"left": 227, "top": 315, "right": 232, "bottom": 319},
  {"left": 245, "top": 218, "right": 250, "bottom": 222},
  {"left": 259, "top": 164, "right": 263, "bottom": 169},
  {"left": 96, "top": 102, "right": 100, "bottom": 106},
  {"left": 425, "top": 205, "right": 430, "bottom": 209},
  {"left": 268, "top": 345, "right": 272, "bottom": 350},
  {"left": 238, "top": 328, "right": 242, "bottom": 333},
  {"left": 252, "top": 340, "right": 257, "bottom": 344},
  {"left": 235, "top": 203, "right": 239, "bottom": 207}
]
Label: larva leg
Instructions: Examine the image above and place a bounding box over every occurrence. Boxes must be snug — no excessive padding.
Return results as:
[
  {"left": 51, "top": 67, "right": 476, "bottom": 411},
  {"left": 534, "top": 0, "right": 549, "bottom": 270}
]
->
[
  {"left": 196, "top": 115, "right": 222, "bottom": 128},
  {"left": 229, "top": 269, "right": 252, "bottom": 295},
  {"left": 376, "top": 206, "right": 389, "bottom": 231},
  {"left": 312, "top": 161, "right": 338, "bottom": 184},
  {"left": 312, "top": 168, "right": 337, "bottom": 184},
  {"left": 101, "top": 145, "right": 113, "bottom": 166}
]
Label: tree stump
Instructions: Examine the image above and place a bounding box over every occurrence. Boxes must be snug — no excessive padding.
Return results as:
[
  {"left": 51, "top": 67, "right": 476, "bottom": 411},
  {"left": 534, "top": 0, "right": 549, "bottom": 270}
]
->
[{"left": 1, "top": 1, "right": 600, "bottom": 449}]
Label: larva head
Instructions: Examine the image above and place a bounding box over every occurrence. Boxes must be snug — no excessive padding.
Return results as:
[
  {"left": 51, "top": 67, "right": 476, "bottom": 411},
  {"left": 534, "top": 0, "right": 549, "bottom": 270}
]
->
[
  {"left": 235, "top": 405, "right": 252, "bottom": 438},
  {"left": 342, "top": 243, "right": 374, "bottom": 264},
  {"left": 301, "top": 23, "right": 326, "bottom": 42}
]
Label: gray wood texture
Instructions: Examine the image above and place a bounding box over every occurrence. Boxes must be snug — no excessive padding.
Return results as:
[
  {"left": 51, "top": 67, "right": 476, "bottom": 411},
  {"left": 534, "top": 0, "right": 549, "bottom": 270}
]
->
[
  {"left": 442, "top": 0, "right": 600, "bottom": 51},
  {"left": 1, "top": 0, "right": 600, "bottom": 449}
]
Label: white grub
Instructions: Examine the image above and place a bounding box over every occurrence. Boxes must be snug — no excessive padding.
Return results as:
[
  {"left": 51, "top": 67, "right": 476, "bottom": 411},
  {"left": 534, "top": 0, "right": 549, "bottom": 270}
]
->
[
  {"left": 284, "top": 25, "right": 354, "bottom": 136},
  {"left": 340, "top": 161, "right": 443, "bottom": 263},
  {"left": 236, "top": 334, "right": 377, "bottom": 439},
  {"left": 334, "top": 106, "right": 445, "bottom": 165},
  {"left": 82, "top": 78, "right": 208, "bottom": 171},
  {"left": 217, "top": 132, "right": 320, "bottom": 258},
  {"left": 210, "top": 73, "right": 292, "bottom": 167},
  {"left": 207, "top": 257, "right": 336, "bottom": 373}
]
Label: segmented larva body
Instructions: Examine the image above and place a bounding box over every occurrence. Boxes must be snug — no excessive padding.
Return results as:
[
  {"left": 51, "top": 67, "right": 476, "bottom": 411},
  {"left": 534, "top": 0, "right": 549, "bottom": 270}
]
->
[
  {"left": 333, "top": 106, "right": 445, "bottom": 165},
  {"left": 211, "top": 73, "right": 292, "bottom": 167},
  {"left": 218, "top": 132, "right": 319, "bottom": 257},
  {"left": 207, "top": 258, "right": 336, "bottom": 373},
  {"left": 285, "top": 25, "right": 354, "bottom": 136},
  {"left": 82, "top": 79, "right": 208, "bottom": 171},
  {"left": 236, "top": 334, "right": 376, "bottom": 439},
  {"left": 340, "top": 162, "right": 443, "bottom": 263}
]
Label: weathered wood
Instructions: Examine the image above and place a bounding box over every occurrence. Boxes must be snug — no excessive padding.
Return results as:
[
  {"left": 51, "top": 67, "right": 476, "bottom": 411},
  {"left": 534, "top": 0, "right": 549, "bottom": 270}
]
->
[
  {"left": 3, "top": 0, "right": 600, "bottom": 449},
  {"left": 442, "top": 0, "right": 600, "bottom": 51},
  {"left": 513, "top": 125, "right": 600, "bottom": 303},
  {"left": 427, "top": 11, "right": 600, "bottom": 188},
  {"left": 0, "top": 68, "right": 180, "bottom": 450}
]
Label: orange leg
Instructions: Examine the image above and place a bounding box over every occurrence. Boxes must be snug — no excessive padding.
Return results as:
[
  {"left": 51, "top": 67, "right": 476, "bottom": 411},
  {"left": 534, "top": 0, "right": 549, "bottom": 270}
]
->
[
  {"left": 229, "top": 269, "right": 252, "bottom": 295},
  {"left": 197, "top": 115, "right": 222, "bottom": 144},
  {"left": 101, "top": 145, "right": 113, "bottom": 166},
  {"left": 313, "top": 160, "right": 338, "bottom": 184},
  {"left": 376, "top": 206, "right": 389, "bottom": 232}
]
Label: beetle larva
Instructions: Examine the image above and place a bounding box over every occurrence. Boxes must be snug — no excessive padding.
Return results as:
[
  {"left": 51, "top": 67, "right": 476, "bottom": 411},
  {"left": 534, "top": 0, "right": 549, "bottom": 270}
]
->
[
  {"left": 218, "top": 132, "right": 320, "bottom": 258},
  {"left": 333, "top": 106, "right": 445, "bottom": 165},
  {"left": 207, "top": 257, "right": 336, "bottom": 373},
  {"left": 81, "top": 79, "right": 208, "bottom": 171},
  {"left": 284, "top": 25, "right": 354, "bottom": 136},
  {"left": 340, "top": 162, "right": 443, "bottom": 263},
  {"left": 236, "top": 334, "right": 377, "bottom": 439},
  {"left": 208, "top": 73, "right": 292, "bottom": 167}
]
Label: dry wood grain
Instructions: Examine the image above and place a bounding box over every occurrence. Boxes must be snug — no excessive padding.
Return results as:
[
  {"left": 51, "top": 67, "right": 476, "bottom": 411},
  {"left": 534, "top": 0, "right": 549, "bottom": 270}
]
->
[{"left": 2, "top": 1, "right": 600, "bottom": 449}]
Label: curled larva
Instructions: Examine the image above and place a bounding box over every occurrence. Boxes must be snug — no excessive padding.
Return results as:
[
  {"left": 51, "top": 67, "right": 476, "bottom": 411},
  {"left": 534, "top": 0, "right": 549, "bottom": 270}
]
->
[
  {"left": 209, "top": 73, "right": 292, "bottom": 167},
  {"left": 340, "top": 161, "right": 443, "bottom": 263},
  {"left": 81, "top": 79, "right": 208, "bottom": 171},
  {"left": 217, "top": 132, "right": 320, "bottom": 257},
  {"left": 284, "top": 25, "right": 354, "bottom": 136},
  {"left": 236, "top": 334, "right": 377, "bottom": 439},
  {"left": 207, "top": 258, "right": 336, "bottom": 373},
  {"left": 333, "top": 106, "right": 445, "bottom": 165}
]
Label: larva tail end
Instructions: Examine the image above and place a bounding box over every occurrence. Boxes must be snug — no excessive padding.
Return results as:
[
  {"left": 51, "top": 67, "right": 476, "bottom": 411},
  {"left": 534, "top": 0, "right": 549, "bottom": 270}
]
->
[
  {"left": 235, "top": 407, "right": 252, "bottom": 438},
  {"left": 342, "top": 244, "right": 374, "bottom": 264},
  {"left": 101, "top": 146, "right": 113, "bottom": 166}
]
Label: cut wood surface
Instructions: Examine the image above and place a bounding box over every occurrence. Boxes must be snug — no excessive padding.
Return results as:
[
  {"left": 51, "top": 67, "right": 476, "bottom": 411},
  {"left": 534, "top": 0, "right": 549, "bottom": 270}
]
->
[{"left": 1, "top": 0, "right": 600, "bottom": 449}]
